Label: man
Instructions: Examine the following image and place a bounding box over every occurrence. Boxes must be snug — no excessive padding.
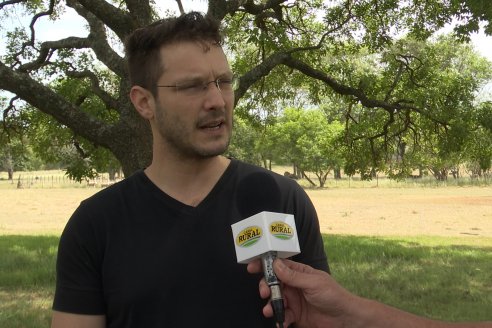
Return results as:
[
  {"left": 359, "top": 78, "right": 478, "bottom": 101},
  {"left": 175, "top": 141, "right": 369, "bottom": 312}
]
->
[
  {"left": 51, "top": 12, "right": 329, "bottom": 328},
  {"left": 247, "top": 259, "right": 492, "bottom": 328}
]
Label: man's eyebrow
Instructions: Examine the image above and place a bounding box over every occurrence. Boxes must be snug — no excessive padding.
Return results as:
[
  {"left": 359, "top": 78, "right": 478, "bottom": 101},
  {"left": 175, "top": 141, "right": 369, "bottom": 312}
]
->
[
  {"left": 174, "top": 75, "right": 205, "bottom": 83},
  {"left": 216, "top": 72, "right": 234, "bottom": 79},
  {"left": 174, "top": 72, "right": 233, "bottom": 82}
]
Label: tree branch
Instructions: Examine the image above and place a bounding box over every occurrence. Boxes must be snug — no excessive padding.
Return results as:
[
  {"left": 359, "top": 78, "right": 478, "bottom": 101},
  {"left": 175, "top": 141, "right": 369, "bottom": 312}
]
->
[
  {"left": 17, "top": 37, "right": 90, "bottom": 72},
  {"left": 395, "top": 54, "right": 425, "bottom": 88},
  {"left": 70, "top": 0, "right": 135, "bottom": 40},
  {"left": 12, "top": 0, "right": 55, "bottom": 66},
  {"left": 281, "top": 55, "right": 449, "bottom": 127},
  {"left": 176, "top": 0, "right": 185, "bottom": 15},
  {"left": 0, "top": 0, "right": 23, "bottom": 10},
  {"left": 234, "top": 50, "right": 290, "bottom": 105},
  {"left": 66, "top": 70, "right": 120, "bottom": 112},
  {"left": 384, "top": 61, "right": 404, "bottom": 102},
  {"left": 242, "top": 0, "right": 288, "bottom": 15},
  {"left": 66, "top": 0, "right": 126, "bottom": 77},
  {"left": 0, "top": 60, "right": 113, "bottom": 147},
  {"left": 124, "top": 0, "right": 152, "bottom": 27}
]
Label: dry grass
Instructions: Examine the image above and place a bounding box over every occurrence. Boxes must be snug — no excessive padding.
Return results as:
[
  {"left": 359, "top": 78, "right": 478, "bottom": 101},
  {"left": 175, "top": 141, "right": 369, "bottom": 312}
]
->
[
  {"left": 0, "top": 174, "right": 491, "bottom": 239},
  {"left": 0, "top": 188, "right": 96, "bottom": 235},
  {"left": 309, "top": 186, "right": 492, "bottom": 238}
]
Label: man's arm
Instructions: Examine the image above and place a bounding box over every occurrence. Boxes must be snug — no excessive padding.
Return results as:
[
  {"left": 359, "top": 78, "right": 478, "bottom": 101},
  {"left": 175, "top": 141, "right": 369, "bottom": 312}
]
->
[
  {"left": 51, "top": 311, "right": 105, "bottom": 328},
  {"left": 355, "top": 297, "right": 492, "bottom": 328}
]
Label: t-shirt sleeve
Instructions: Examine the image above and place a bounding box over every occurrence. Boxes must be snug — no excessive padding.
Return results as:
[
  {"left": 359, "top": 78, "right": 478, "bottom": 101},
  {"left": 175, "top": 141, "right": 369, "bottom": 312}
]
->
[
  {"left": 288, "top": 183, "right": 330, "bottom": 273},
  {"left": 52, "top": 202, "right": 106, "bottom": 314}
]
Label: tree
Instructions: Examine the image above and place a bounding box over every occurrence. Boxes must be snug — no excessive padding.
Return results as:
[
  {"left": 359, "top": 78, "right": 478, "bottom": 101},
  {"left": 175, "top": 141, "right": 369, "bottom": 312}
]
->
[
  {"left": 268, "top": 107, "right": 344, "bottom": 187},
  {"left": 1, "top": 0, "right": 490, "bottom": 178},
  {"left": 227, "top": 116, "right": 263, "bottom": 166},
  {"left": 333, "top": 35, "right": 492, "bottom": 179},
  {"left": 0, "top": 95, "right": 43, "bottom": 179},
  {"left": 464, "top": 101, "right": 492, "bottom": 177}
]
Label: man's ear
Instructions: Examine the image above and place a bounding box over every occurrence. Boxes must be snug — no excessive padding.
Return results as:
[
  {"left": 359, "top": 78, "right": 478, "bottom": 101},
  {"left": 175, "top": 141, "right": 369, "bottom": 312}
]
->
[{"left": 130, "top": 86, "right": 155, "bottom": 120}]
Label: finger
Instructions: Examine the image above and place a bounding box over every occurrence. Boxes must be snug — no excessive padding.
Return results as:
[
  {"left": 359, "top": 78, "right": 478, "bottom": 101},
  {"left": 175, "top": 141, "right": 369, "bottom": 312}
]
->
[
  {"left": 281, "top": 259, "right": 317, "bottom": 275},
  {"left": 274, "top": 259, "right": 320, "bottom": 290},
  {"left": 263, "top": 301, "right": 273, "bottom": 318},
  {"left": 259, "top": 278, "right": 271, "bottom": 299},
  {"left": 247, "top": 259, "right": 263, "bottom": 274}
]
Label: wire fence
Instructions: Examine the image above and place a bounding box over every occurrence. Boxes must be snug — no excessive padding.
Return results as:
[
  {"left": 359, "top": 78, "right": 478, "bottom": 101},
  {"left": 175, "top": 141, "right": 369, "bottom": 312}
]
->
[
  {"left": 0, "top": 169, "right": 490, "bottom": 190},
  {"left": 0, "top": 171, "right": 121, "bottom": 189}
]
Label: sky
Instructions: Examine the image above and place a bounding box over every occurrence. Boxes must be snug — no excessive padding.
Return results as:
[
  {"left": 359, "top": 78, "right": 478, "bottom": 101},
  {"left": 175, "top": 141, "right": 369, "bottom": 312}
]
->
[
  {"left": 1, "top": 0, "right": 491, "bottom": 90},
  {"left": 1, "top": 1, "right": 491, "bottom": 60}
]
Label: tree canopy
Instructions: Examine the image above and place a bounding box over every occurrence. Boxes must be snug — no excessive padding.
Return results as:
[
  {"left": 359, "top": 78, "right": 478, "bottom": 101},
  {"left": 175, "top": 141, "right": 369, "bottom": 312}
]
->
[{"left": 0, "top": 0, "right": 491, "bottom": 179}]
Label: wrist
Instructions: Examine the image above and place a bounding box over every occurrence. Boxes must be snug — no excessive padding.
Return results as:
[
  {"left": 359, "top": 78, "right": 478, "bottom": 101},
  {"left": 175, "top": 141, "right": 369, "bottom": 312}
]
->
[{"left": 344, "top": 295, "right": 375, "bottom": 328}]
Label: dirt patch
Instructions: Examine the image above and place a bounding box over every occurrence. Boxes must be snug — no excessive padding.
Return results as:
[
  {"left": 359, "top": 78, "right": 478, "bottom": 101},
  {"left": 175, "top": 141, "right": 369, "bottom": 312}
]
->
[{"left": 306, "top": 187, "right": 492, "bottom": 237}]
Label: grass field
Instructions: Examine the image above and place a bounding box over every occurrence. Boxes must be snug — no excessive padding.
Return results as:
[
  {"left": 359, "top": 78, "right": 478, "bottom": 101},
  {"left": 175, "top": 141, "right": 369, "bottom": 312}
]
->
[{"left": 0, "top": 170, "right": 491, "bottom": 326}]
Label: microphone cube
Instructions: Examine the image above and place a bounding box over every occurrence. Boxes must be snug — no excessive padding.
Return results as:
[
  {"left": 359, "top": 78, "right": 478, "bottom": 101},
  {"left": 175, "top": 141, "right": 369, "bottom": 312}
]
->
[{"left": 231, "top": 211, "right": 301, "bottom": 264}]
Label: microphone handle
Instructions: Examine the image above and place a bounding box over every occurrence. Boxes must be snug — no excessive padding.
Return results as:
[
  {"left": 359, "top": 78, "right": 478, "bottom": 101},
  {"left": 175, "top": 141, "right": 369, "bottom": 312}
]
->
[{"left": 261, "top": 251, "right": 285, "bottom": 327}]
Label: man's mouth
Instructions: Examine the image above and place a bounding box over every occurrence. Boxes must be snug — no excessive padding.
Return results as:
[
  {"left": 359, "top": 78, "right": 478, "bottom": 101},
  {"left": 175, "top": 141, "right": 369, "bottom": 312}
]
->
[{"left": 199, "top": 120, "right": 224, "bottom": 130}]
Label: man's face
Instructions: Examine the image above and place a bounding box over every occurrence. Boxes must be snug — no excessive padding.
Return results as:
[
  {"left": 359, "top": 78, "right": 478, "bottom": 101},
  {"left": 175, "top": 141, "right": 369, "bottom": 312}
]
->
[{"left": 153, "top": 41, "right": 235, "bottom": 160}]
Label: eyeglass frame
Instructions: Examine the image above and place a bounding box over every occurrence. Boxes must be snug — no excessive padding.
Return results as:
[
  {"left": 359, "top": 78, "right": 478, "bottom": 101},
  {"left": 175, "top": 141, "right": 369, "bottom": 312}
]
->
[{"left": 156, "top": 75, "right": 238, "bottom": 97}]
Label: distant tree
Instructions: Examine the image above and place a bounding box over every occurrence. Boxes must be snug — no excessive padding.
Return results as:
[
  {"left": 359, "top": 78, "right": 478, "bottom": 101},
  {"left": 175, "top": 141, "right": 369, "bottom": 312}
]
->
[
  {"left": 464, "top": 101, "right": 492, "bottom": 177},
  {"left": 268, "top": 108, "right": 344, "bottom": 187},
  {"left": 227, "top": 116, "right": 262, "bottom": 166},
  {"left": 338, "top": 36, "right": 492, "bottom": 179}
]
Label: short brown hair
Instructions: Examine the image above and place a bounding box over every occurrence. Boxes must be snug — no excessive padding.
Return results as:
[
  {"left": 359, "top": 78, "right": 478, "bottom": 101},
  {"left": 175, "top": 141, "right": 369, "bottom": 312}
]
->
[{"left": 125, "top": 12, "right": 223, "bottom": 95}]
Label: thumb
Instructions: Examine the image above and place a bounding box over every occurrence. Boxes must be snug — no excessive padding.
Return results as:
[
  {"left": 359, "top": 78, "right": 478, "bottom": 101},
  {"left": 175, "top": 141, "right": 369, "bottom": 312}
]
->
[{"left": 274, "top": 259, "right": 317, "bottom": 290}]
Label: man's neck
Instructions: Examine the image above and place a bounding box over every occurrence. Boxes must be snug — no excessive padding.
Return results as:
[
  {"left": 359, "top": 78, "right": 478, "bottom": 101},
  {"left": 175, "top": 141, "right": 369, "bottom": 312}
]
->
[{"left": 144, "top": 155, "right": 231, "bottom": 207}]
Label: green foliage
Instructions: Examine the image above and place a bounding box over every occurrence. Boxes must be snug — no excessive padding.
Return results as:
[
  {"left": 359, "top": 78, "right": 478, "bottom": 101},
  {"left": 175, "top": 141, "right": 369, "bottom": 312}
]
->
[
  {"left": 329, "top": 35, "right": 492, "bottom": 180},
  {"left": 15, "top": 73, "right": 121, "bottom": 181},
  {"left": 0, "top": 99, "right": 43, "bottom": 173},
  {"left": 266, "top": 107, "right": 344, "bottom": 187},
  {"left": 450, "top": 0, "right": 492, "bottom": 37},
  {"left": 227, "top": 116, "right": 263, "bottom": 165}
]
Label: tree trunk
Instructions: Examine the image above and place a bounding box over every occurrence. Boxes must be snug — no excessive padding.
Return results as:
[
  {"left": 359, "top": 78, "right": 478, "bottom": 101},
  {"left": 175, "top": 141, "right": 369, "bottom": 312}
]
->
[
  {"left": 334, "top": 167, "right": 341, "bottom": 179},
  {"left": 110, "top": 114, "right": 153, "bottom": 177},
  {"left": 302, "top": 170, "right": 316, "bottom": 187},
  {"left": 5, "top": 151, "right": 14, "bottom": 181}
]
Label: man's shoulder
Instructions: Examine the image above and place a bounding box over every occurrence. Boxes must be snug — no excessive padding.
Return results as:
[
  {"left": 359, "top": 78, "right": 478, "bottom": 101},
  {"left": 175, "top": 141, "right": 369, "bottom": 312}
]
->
[
  {"left": 233, "top": 160, "right": 298, "bottom": 187},
  {"left": 80, "top": 170, "right": 146, "bottom": 205}
]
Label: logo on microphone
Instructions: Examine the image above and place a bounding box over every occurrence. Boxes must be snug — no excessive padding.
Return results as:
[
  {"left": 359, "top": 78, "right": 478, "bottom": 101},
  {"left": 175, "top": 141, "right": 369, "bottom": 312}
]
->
[
  {"left": 236, "top": 226, "right": 263, "bottom": 247},
  {"left": 270, "top": 221, "right": 294, "bottom": 240}
]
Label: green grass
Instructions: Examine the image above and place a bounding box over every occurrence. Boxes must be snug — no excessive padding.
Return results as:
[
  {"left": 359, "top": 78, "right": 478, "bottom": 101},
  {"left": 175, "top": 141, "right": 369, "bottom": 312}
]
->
[
  {"left": 1, "top": 235, "right": 491, "bottom": 327},
  {"left": 326, "top": 235, "right": 492, "bottom": 322},
  {"left": 0, "top": 235, "right": 58, "bottom": 327}
]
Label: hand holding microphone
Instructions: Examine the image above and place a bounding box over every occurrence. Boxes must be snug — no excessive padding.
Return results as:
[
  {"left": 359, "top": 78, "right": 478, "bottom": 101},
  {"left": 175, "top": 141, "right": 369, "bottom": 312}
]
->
[{"left": 232, "top": 172, "right": 301, "bottom": 328}]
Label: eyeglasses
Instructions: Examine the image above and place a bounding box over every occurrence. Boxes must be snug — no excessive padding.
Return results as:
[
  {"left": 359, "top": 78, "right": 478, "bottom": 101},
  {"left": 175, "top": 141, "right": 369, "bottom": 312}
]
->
[{"left": 157, "top": 76, "right": 238, "bottom": 97}]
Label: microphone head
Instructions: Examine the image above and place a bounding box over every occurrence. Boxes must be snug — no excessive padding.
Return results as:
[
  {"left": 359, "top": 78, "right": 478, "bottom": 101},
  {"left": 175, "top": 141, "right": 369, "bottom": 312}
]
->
[
  {"left": 236, "top": 171, "right": 282, "bottom": 218},
  {"left": 232, "top": 171, "right": 301, "bottom": 263}
]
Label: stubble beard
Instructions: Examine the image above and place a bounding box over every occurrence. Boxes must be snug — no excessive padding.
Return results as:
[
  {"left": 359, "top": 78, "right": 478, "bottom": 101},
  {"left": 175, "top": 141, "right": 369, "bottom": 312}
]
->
[{"left": 155, "top": 104, "right": 231, "bottom": 160}]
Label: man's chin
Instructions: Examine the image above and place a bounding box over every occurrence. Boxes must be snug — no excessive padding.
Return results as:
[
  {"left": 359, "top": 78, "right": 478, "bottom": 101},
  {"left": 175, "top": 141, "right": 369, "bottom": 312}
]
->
[{"left": 195, "top": 141, "right": 230, "bottom": 159}]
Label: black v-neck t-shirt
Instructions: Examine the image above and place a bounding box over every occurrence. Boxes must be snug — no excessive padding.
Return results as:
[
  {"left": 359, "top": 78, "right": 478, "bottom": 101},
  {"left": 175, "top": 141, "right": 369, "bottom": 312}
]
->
[{"left": 53, "top": 160, "right": 329, "bottom": 327}]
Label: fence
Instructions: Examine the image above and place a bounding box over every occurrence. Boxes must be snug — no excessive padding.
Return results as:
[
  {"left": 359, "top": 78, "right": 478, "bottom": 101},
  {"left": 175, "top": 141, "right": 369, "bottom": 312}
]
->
[{"left": 0, "top": 171, "right": 119, "bottom": 189}]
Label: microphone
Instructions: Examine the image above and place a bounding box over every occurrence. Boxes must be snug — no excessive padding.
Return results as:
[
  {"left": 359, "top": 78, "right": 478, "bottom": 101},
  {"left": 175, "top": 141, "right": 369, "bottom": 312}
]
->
[{"left": 232, "top": 172, "right": 301, "bottom": 328}]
